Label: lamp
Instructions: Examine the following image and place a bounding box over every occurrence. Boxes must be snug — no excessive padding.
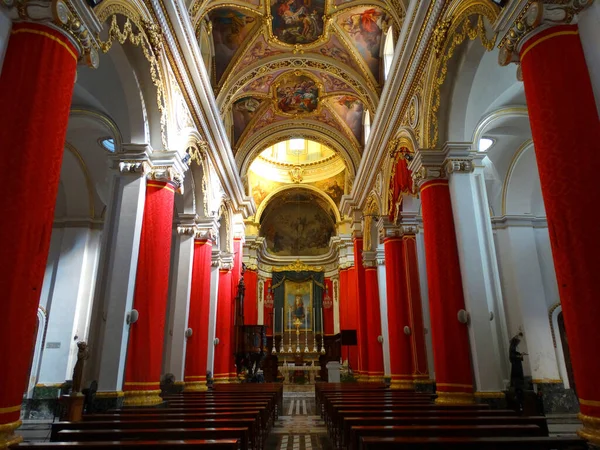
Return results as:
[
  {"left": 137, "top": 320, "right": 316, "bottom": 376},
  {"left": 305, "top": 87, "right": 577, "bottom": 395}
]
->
[{"left": 322, "top": 284, "right": 332, "bottom": 309}]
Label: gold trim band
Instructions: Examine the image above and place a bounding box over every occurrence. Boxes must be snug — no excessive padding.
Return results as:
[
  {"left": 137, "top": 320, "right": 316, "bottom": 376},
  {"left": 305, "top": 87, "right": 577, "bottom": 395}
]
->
[
  {"left": 580, "top": 398, "right": 600, "bottom": 407},
  {"left": 95, "top": 391, "right": 124, "bottom": 399},
  {"left": 435, "top": 391, "right": 476, "bottom": 405},
  {"left": 147, "top": 182, "right": 175, "bottom": 193},
  {"left": 475, "top": 392, "right": 505, "bottom": 399},
  {"left": 0, "top": 405, "right": 21, "bottom": 415},
  {"left": 532, "top": 378, "right": 563, "bottom": 384},
  {"left": 521, "top": 30, "right": 579, "bottom": 63},
  {"left": 0, "top": 420, "right": 22, "bottom": 448},
  {"left": 123, "top": 390, "right": 162, "bottom": 407},
  {"left": 437, "top": 382, "right": 473, "bottom": 389},
  {"left": 11, "top": 27, "right": 77, "bottom": 62},
  {"left": 124, "top": 382, "right": 160, "bottom": 386},
  {"left": 420, "top": 180, "right": 449, "bottom": 193},
  {"left": 578, "top": 413, "right": 600, "bottom": 446}
]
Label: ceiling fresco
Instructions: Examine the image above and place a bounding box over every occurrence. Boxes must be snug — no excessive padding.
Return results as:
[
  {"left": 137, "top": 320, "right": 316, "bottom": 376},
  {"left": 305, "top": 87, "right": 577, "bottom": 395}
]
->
[{"left": 193, "top": 0, "right": 404, "bottom": 164}]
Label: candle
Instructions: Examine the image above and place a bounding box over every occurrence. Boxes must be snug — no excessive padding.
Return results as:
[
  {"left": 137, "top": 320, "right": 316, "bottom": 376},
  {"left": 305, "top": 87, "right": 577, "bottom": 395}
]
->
[
  {"left": 320, "top": 306, "right": 324, "bottom": 334},
  {"left": 281, "top": 307, "right": 284, "bottom": 335}
]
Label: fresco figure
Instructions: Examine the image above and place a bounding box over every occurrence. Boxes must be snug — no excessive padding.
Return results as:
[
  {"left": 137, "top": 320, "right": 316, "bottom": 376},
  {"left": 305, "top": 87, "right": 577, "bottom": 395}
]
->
[{"left": 271, "top": 0, "right": 324, "bottom": 45}]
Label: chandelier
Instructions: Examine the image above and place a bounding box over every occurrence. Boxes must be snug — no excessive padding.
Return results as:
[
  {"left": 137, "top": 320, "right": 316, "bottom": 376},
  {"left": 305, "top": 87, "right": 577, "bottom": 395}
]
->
[
  {"left": 265, "top": 287, "right": 274, "bottom": 309},
  {"left": 322, "top": 284, "right": 332, "bottom": 309}
]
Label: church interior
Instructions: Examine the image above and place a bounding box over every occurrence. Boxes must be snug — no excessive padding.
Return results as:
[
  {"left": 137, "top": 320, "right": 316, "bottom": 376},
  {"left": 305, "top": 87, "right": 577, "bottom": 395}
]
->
[{"left": 1, "top": 0, "right": 600, "bottom": 448}]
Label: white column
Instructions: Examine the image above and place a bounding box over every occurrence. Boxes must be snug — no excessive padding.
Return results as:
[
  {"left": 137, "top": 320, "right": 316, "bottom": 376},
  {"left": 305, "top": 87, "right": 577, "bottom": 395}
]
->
[
  {"left": 445, "top": 146, "right": 509, "bottom": 392},
  {"left": 162, "top": 217, "right": 195, "bottom": 382},
  {"left": 494, "top": 218, "right": 561, "bottom": 382},
  {"left": 206, "top": 251, "right": 221, "bottom": 377},
  {"left": 0, "top": 9, "right": 11, "bottom": 74},
  {"left": 415, "top": 227, "right": 435, "bottom": 380},
  {"left": 38, "top": 226, "right": 101, "bottom": 384},
  {"left": 578, "top": 1, "right": 600, "bottom": 114},
  {"left": 88, "top": 153, "right": 148, "bottom": 393},
  {"left": 376, "top": 246, "right": 391, "bottom": 377}
]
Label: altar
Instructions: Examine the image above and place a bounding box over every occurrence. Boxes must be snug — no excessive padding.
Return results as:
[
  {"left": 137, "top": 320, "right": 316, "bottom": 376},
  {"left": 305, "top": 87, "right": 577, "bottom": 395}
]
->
[{"left": 280, "top": 362, "right": 321, "bottom": 384}]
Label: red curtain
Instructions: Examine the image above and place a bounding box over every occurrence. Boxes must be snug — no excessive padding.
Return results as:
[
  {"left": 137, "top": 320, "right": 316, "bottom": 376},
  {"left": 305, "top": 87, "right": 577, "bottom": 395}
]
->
[
  {"left": 0, "top": 23, "right": 77, "bottom": 425},
  {"left": 184, "top": 240, "right": 213, "bottom": 387},
  {"left": 214, "top": 269, "right": 233, "bottom": 381},
  {"left": 323, "top": 278, "right": 334, "bottom": 335},
  {"left": 125, "top": 182, "right": 176, "bottom": 398},
  {"left": 344, "top": 267, "right": 359, "bottom": 371},
  {"left": 353, "top": 239, "right": 368, "bottom": 375},
  {"left": 243, "top": 269, "right": 258, "bottom": 325},
  {"left": 420, "top": 180, "right": 473, "bottom": 396},
  {"left": 520, "top": 24, "right": 600, "bottom": 420},
  {"left": 365, "top": 268, "right": 383, "bottom": 377}
]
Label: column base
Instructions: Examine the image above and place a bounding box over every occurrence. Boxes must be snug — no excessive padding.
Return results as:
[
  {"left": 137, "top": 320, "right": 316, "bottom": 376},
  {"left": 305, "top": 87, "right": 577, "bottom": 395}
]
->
[
  {"left": 93, "top": 392, "right": 124, "bottom": 412},
  {"left": 123, "top": 389, "right": 163, "bottom": 406},
  {"left": 390, "top": 378, "right": 414, "bottom": 390},
  {"left": 535, "top": 381, "right": 579, "bottom": 414},
  {"left": 435, "top": 391, "right": 476, "bottom": 405},
  {"left": 414, "top": 379, "right": 436, "bottom": 393},
  {"left": 184, "top": 381, "right": 208, "bottom": 392},
  {"left": 0, "top": 420, "right": 23, "bottom": 449},
  {"left": 578, "top": 413, "right": 600, "bottom": 447},
  {"left": 475, "top": 392, "right": 507, "bottom": 410}
]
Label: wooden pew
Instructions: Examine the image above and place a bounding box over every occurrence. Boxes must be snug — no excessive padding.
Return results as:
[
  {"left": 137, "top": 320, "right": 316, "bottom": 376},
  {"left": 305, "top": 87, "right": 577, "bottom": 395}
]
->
[
  {"left": 359, "top": 436, "right": 587, "bottom": 450},
  {"left": 341, "top": 415, "right": 549, "bottom": 450},
  {"left": 350, "top": 425, "right": 545, "bottom": 450},
  {"left": 13, "top": 440, "right": 240, "bottom": 449},
  {"left": 51, "top": 418, "right": 258, "bottom": 450},
  {"left": 55, "top": 428, "right": 249, "bottom": 450}
]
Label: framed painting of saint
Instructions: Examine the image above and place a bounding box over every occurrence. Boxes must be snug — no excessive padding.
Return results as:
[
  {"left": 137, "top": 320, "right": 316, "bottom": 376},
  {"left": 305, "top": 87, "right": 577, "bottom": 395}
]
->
[{"left": 284, "top": 280, "right": 313, "bottom": 331}]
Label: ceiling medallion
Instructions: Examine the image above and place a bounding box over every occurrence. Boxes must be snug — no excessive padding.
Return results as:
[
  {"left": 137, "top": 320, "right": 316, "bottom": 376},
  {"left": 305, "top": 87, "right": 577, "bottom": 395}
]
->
[
  {"left": 268, "top": 0, "right": 326, "bottom": 46},
  {"left": 273, "top": 71, "right": 322, "bottom": 116}
]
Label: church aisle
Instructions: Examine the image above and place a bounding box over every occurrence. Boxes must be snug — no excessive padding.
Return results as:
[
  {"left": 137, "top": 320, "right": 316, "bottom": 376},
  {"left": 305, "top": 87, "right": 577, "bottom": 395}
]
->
[{"left": 265, "top": 390, "right": 334, "bottom": 450}]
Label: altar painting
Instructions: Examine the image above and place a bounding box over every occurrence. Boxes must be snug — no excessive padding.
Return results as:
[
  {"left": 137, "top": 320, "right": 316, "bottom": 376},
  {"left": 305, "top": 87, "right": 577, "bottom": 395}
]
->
[
  {"left": 284, "top": 280, "right": 313, "bottom": 331},
  {"left": 270, "top": 0, "right": 325, "bottom": 45}
]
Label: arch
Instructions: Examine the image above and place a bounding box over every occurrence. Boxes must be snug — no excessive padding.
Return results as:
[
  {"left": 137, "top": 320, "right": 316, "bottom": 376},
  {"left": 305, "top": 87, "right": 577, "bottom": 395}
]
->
[
  {"left": 218, "top": 200, "right": 234, "bottom": 253},
  {"left": 237, "top": 123, "right": 361, "bottom": 176},
  {"left": 549, "top": 303, "right": 572, "bottom": 390},
  {"left": 502, "top": 140, "right": 545, "bottom": 217},
  {"left": 256, "top": 184, "right": 342, "bottom": 223},
  {"left": 58, "top": 143, "right": 94, "bottom": 219},
  {"left": 421, "top": 1, "right": 500, "bottom": 147}
]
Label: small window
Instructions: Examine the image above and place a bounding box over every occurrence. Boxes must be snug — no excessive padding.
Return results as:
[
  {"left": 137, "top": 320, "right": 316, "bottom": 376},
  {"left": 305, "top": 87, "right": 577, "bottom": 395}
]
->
[
  {"left": 478, "top": 137, "right": 494, "bottom": 152},
  {"left": 99, "top": 137, "right": 115, "bottom": 152},
  {"left": 363, "top": 110, "right": 371, "bottom": 145},
  {"left": 383, "top": 28, "right": 394, "bottom": 81}
]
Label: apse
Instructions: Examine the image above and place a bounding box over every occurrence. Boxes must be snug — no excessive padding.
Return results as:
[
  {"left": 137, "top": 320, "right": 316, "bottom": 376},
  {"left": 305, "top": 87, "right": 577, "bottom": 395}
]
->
[{"left": 259, "top": 188, "right": 336, "bottom": 256}]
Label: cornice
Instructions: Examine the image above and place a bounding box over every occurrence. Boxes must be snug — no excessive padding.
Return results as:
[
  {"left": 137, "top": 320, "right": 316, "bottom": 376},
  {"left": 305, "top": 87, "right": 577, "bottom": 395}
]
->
[
  {"left": 340, "top": 0, "right": 444, "bottom": 217},
  {"left": 144, "top": 0, "right": 255, "bottom": 218}
]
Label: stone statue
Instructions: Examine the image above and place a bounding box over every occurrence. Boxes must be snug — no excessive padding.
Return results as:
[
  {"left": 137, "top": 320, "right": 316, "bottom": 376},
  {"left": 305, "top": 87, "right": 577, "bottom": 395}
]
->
[
  {"left": 509, "top": 332, "right": 527, "bottom": 389},
  {"left": 72, "top": 341, "right": 89, "bottom": 394}
]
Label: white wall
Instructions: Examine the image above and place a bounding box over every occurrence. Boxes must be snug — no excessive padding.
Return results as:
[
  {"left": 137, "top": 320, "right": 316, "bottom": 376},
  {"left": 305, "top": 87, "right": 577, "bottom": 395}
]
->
[
  {"left": 579, "top": 1, "right": 600, "bottom": 114},
  {"left": 37, "top": 226, "right": 101, "bottom": 384}
]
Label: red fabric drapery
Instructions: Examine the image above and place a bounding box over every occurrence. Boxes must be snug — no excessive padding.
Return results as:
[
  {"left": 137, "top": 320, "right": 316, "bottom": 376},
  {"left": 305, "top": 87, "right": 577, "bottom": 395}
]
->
[
  {"left": 124, "top": 181, "right": 176, "bottom": 405},
  {"left": 520, "top": 25, "right": 600, "bottom": 429},
  {"left": 214, "top": 269, "right": 233, "bottom": 381},
  {"left": 243, "top": 269, "right": 258, "bottom": 325},
  {"left": 184, "top": 239, "right": 213, "bottom": 390},
  {"left": 384, "top": 237, "right": 413, "bottom": 389},
  {"left": 420, "top": 180, "right": 473, "bottom": 402},
  {"left": 364, "top": 267, "right": 383, "bottom": 378},
  {"left": 389, "top": 152, "right": 414, "bottom": 221},
  {"left": 264, "top": 278, "right": 273, "bottom": 336},
  {"left": 0, "top": 22, "right": 77, "bottom": 433},
  {"left": 344, "top": 267, "right": 359, "bottom": 371},
  {"left": 353, "top": 238, "right": 368, "bottom": 376},
  {"left": 323, "top": 278, "right": 334, "bottom": 335}
]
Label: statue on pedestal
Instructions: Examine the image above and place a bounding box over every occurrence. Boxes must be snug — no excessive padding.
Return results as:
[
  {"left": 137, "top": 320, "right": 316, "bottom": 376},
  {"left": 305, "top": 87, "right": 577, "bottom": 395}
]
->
[
  {"left": 72, "top": 342, "right": 89, "bottom": 394},
  {"left": 509, "top": 332, "right": 527, "bottom": 389}
]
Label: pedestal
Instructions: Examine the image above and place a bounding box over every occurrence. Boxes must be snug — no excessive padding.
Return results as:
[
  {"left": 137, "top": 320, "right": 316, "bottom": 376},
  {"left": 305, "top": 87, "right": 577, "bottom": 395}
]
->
[
  {"left": 60, "top": 394, "right": 84, "bottom": 422},
  {"left": 326, "top": 361, "right": 341, "bottom": 382}
]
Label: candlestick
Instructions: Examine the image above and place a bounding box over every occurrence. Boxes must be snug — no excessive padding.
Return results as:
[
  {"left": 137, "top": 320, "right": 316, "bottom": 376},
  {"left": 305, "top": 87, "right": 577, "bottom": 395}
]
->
[
  {"left": 279, "top": 307, "right": 285, "bottom": 353},
  {"left": 288, "top": 306, "right": 293, "bottom": 353},
  {"left": 320, "top": 306, "right": 326, "bottom": 354},
  {"left": 312, "top": 307, "right": 318, "bottom": 353}
]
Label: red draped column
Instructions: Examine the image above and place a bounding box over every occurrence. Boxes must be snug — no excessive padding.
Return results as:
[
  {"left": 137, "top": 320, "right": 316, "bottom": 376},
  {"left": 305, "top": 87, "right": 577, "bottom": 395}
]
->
[
  {"left": 364, "top": 262, "right": 384, "bottom": 381},
  {"left": 323, "top": 278, "right": 334, "bottom": 336},
  {"left": 0, "top": 22, "right": 78, "bottom": 446},
  {"left": 517, "top": 24, "right": 600, "bottom": 444},
  {"left": 264, "top": 278, "right": 273, "bottom": 336},
  {"left": 244, "top": 269, "right": 258, "bottom": 325},
  {"left": 344, "top": 267, "right": 359, "bottom": 371},
  {"left": 184, "top": 239, "right": 213, "bottom": 391},
  {"left": 419, "top": 179, "right": 474, "bottom": 404},
  {"left": 402, "top": 234, "right": 429, "bottom": 382},
  {"left": 230, "top": 239, "right": 243, "bottom": 378},
  {"left": 384, "top": 237, "right": 413, "bottom": 390},
  {"left": 214, "top": 263, "right": 233, "bottom": 383},
  {"left": 353, "top": 238, "right": 368, "bottom": 378},
  {"left": 123, "top": 180, "right": 176, "bottom": 405}
]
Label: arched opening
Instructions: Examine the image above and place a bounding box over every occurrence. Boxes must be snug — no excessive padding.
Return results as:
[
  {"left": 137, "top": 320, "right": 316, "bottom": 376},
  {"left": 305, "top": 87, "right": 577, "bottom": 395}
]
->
[{"left": 382, "top": 27, "right": 394, "bottom": 81}]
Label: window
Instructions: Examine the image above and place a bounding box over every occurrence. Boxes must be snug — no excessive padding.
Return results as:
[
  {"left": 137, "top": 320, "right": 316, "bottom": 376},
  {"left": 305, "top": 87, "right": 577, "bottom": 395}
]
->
[
  {"left": 363, "top": 110, "right": 371, "bottom": 145},
  {"left": 478, "top": 137, "right": 494, "bottom": 152},
  {"left": 99, "top": 137, "right": 116, "bottom": 152},
  {"left": 383, "top": 28, "right": 394, "bottom": 81}
]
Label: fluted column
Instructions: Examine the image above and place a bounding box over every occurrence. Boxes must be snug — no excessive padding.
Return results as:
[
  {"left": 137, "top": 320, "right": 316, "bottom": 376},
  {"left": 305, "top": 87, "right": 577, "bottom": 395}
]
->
[{"left": 498, "top": 1, "right": 600, "bottom": 443}]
